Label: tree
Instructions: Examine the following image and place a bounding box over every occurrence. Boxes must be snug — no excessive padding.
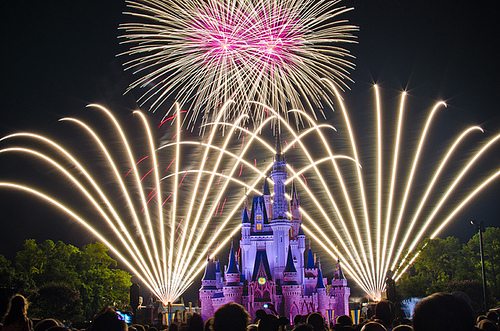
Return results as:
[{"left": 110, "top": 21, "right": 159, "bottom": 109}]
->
[
  {"left": 397, "top": 227, "right": 500, "bottom": 309},
  {"left": 76, "top": 242, "right": 132, "bottom": 319},
  {"left": 462, "top": 227, "right": 500, "bottom": 306},
  {"left": 11, "top": 239, "right": 132, "bottom": 321},
  {"left": 0, "top": 254, "right": 14, "bottom": 288}
]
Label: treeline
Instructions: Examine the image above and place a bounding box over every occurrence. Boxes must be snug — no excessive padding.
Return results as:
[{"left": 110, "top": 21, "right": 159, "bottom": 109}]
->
[
  {"left": 0, "top": 239, "right": 131, "bottom": 322},
  {"left": 397, "top": 227, "right": 500, "bottom": 310}
]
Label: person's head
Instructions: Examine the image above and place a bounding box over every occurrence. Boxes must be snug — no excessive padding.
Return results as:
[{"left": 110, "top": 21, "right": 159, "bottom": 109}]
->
[
  {"left": 374, "top": 301, "right": 393, "bottom": 328},
  {"left": 204, "top": 317, "right": 213, "bottom": 331},
  {"left": 169, "top": 323, "right": 179, "bottom": 331},
  {"left": 213, "top": 303, "right": 249, "bottom": 331},
  {"left": 247, "top": 324, "right": 259, "bottom": 331},
  {"left": 486, "top": 311, "right": 499, "bottom": 324},
  {"left": 91, "top": 307, "right": 128, "bottom": 331},
  {"left": 412, "top": 292, "right": 474, "bottom": 331},
  {"left": 3, "top": 294, "right": 29, "bottom": 325},
  {"left": 35, "top": 318, "right": 63, "bottom": 331},
  {"left": 476, "top": 319, "right": 498, "bottom": 331},
  {"left": 336, "top": 315, "right": 353, "bottom": 326},
  {"left": 258, "top": 314, "right": 278, "bottom": 331},
  {"left": 277, "top": 317, "right": 289, "bottom": 327},
  {"left": 186, "top": 313, "right": 204, "bottom": 331},
  {"left": 132, "top": 324, "right": 146, "bottom": 331},
  {"left": 392, "top": 326, "right": 413, "bottom": 331},
  {"left": 306, "top": 313, "right": 325, "bottom": 331},
  {"left": 293, "top": 325, "right": 314, "bottom": 331},
  {"left": 255, "top": 310, "right": 267, "bottom": 323},
  {"left": 360, "top": 321, "right": 387, "bottom": 331}
]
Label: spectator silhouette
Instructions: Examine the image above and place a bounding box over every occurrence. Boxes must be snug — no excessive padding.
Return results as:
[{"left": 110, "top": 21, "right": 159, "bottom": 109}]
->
[
  {"left": 293, "top": 325, "right": 313, "bottom": 331},
  {"left": 476, "top": 319, "right": 497, "bottom": 331},
  {"left": 89, "top": 307, "right": 128, "bottom": 331},
  {"left": 373, "top": 300, "right": 393, "bottom": 330},
  {"left": 34, "top": 319, "right": 62, "bottom": 331},
  {"left": 306, "top": 313, "right": 325, "bottom": 331},
  {"left": 392, "top": 326, "right": 413, "bottom": 331},
  {"left": 336, "top": 315, "right": 353, "bottom": 327},
  {"left": 486, "top": 311, "right": 499, "bottom": 325},
  {"left": 203, "top": 317, "right": 212, "bottom": 331},
  {"left": 293, "top": 315, "right": 303, "bottom": 327},
  {"left": 360, "top": 321, "right": 386, "bottom": 331},
  {"left": 212, "top": 303, "right": 249, "bottom": 331},
  {"left": 254, "top": 310, "right": 267, "bottom": 325},
  {"left": 412, "top": 292, "right": 474, "bottom": 331},
  {"left": 1, "top": 294, "right": 33, "bottom": 331},
  {"left": 184, "top": 313, "right": 204, "bottom": 331},
  {"left": 258, "top": 314, "right": 278, "bottom": 331}
]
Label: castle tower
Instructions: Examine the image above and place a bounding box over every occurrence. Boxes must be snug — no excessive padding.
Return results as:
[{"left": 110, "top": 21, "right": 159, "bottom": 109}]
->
[
  {"left": 263, "top": 177, "right": 272, "bottom": 220},
  {"left": 331, "top": 260, "right": 350, "bottom": 318},
  {"left": 199, "top": 258, "right": 218, "bottom": 320},
  {"left": 241, "top": 204, "right": 251, "bottom": 280},
  {"left": 223, "top": 243, "right": 243, "bottom": 304},
  {"left": 315, "top": 261, "right": 328, "bottom": 318},
  {"left": 297, "top": 228, "right": 306, "bottom": 284},
  {"left": 290, "top": 181, "right": 302, "bottom": 238},
  {"left": 304, "top": 246, "right": 318, "bottom": 296},
  {"left": 282, "top": 245, "right": 302, "bottom": 321},
  {"left": 270, "top": 127, "right": 291, "bottom": 281},
  {"left": 215, "top": 259, "right": 223, "bottom": 289},
  {"left": 271, "top": 126, "right": 288, "bottom": 219}
]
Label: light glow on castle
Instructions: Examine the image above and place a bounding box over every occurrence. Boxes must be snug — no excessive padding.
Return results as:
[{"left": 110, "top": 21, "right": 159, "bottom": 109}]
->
[{"left": 200, "top": 131, "right": 350, "bottom": 321}]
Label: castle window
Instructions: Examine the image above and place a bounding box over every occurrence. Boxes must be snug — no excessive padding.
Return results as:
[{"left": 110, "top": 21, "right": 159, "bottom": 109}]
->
[{"left": 256, "top": 223, "right": 262, "bottom": 231}]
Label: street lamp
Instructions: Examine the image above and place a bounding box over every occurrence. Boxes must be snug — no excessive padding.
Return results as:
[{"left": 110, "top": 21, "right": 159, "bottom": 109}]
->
[{"left": 470, "top": 219, "right": 487, "bottom": 311}]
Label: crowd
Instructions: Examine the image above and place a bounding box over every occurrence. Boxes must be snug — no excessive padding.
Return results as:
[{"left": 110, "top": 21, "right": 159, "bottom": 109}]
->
[{"left": 0, "top": 293, "right": 499, "bottom": 331}]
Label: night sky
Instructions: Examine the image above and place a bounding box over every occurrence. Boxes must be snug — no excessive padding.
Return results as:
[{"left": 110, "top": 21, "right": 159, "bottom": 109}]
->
[{"left": 1, "top": 0, "right": 499, "bottom": 301}]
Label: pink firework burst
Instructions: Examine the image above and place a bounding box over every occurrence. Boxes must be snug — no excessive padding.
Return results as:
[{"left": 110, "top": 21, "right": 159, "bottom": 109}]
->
[{"left": 120, "top": 0, "right": 358, "bottom": 128}]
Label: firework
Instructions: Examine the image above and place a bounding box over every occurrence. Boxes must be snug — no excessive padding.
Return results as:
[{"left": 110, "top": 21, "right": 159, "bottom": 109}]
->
[
  {"left": 0, "top": 105, "right": 252, "bottom": 303},
  {"left": 1, "top": 83, "right": 497, "bottom": 301},
  {"left": 120, "top": 0, "right": 357, "bottom": 128}
]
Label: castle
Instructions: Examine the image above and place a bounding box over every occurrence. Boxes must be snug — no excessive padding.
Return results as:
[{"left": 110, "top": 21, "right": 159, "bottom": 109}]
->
[{"left": 199, "top": 132, "right": 350, "bottom": 323}]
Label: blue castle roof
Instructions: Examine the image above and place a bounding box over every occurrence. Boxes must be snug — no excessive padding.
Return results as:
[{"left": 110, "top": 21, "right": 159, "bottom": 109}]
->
[
  {"left": 284, "top": 246, "right": 297, "bottom": 273},
  {"left": 202, "top": 258, "right": 216, "bottom": 281},
  {"left": 227, "top": 242, "right": 239, "bottom": 274},
  {"left": 316, "top": 264, "right": 325, "bottom": 289},
  {"left": 252, "top": 250, "right": 273, "bottom": 281},
  {"left": 306, "top": 247, "right": 315, "bottom": 269},
  {"left": 242, "top": 205, "right": 250, "bottom": 224},
  {"left": 250, "top": 196, "right": 269, "bottom": 224},
  {"left": 263, "top": 177, "right": 271, "bottom": 195}
]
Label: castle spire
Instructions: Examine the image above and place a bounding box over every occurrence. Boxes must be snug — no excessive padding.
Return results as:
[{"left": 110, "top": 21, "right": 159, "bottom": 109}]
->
[
  {"left": 263, "top": 177, "right": 271, "bottom": 196},
  {"left": 275, "top": 121, "right": 284, "bottom": 162},
  {"left": 335, "top": 259, "right": 346, "bottom": 280},
  {"left": 241, "top": 205, "right": 250, "bottom": 224},
  {"left": 291, "top": 180, "right": 298, "bottom": 199},
  {"left": 202, "top": 256, "right": 216, "bottom": 281},
  {"left": 316, "top": 261, "right": 325, "bottom": 289},
  {"left": 284, "top": 245, "right": 297, "bottom": 273},
  {"left": 227, "top": 241, "right": 239, "bottom": 274},
  {"left": 306, "top": 246, "right": 315, "bottom": 269}
]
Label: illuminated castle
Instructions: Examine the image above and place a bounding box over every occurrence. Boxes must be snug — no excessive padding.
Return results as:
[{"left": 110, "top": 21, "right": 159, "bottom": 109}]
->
[{"left": 199, "top": 132, "right": 350, "bottom": 322}]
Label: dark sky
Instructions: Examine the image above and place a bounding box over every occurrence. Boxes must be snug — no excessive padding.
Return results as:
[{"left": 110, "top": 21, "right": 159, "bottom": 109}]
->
[{"left": 1, "top": 0, "right": 499, "bottom": 300}]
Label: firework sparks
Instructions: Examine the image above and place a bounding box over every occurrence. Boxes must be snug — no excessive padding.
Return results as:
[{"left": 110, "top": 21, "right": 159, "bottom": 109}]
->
[
  {"left": 1, "top": 82, "right": 497, "bottom": 301},
  {"left": 120, "top": 0, "right": 357, "bottom": 128}
]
